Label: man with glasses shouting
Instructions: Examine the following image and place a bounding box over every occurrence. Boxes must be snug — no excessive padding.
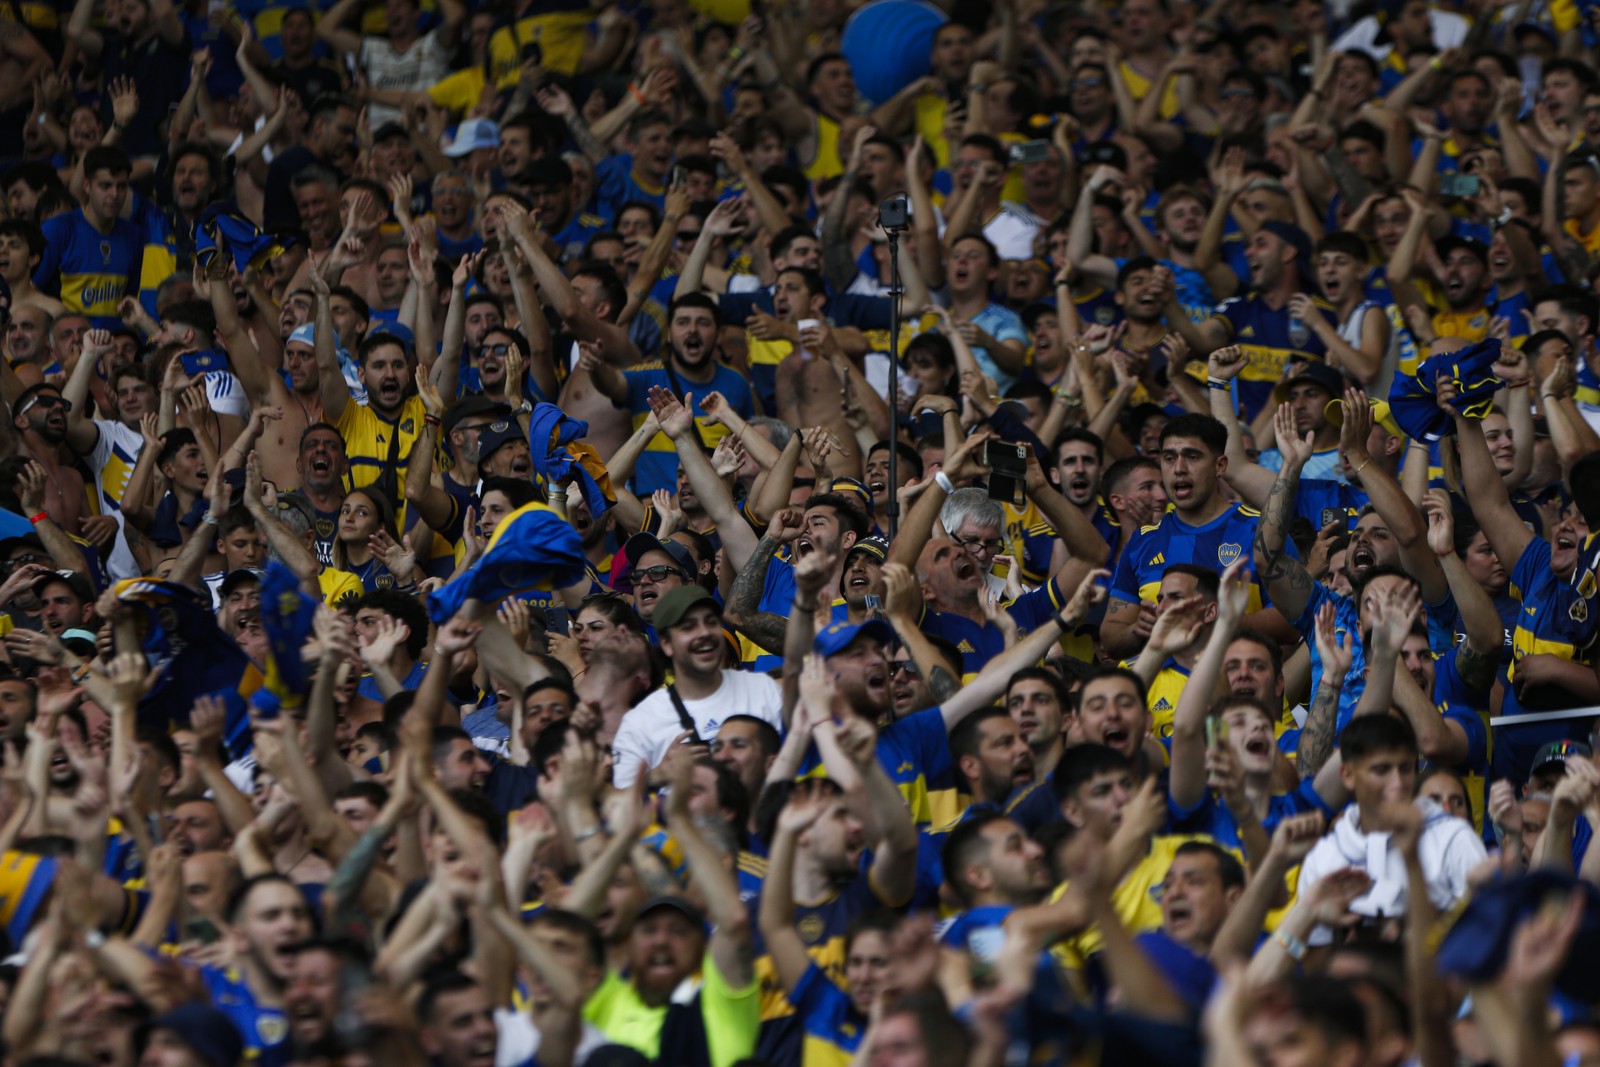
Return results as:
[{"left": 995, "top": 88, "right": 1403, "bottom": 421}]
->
[{"left": 11, "top": 383, "right": 86, "bottom": 535}]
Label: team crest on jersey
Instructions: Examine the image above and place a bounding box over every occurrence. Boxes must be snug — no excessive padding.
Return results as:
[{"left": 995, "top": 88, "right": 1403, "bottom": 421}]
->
[
  {"left": 316, "top": 519, "right": 335, "bottom": 538},
  {"left": 257, "top": 1016, "right": 288, "bottom": 1045},
  {"left": 400, "top": 418, "right": 415, "bottom": 434},
  {"left": 1095, "top": 306, "right": 1115, "bottom": 324},
  {"left": 376, "top": 573, "right": 394, "bottom": 590},
  {"left": 1218, "top": 543, "right": 1242, "bottom": 566},
  {"left": 1288, "top": 319, "right": 1311, "bottom": 348},
  {"left": 99, "top": 242, "right": 111, "bottom": 264},
  {"left": 1238, "top": 326, "right": 1255, "bottom": 338},
  {"left": 798, "top": 914, "right": 826, "bottom": 944},
  {"left": 1572, "top": 598, "right": 1589, "bottom": 624},
  {"left": 1580, "top": 569, "right": 1597, "bottom": 600}
]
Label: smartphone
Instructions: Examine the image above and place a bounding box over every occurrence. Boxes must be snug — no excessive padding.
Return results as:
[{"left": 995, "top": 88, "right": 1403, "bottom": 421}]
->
[
  {"left": 520, "top": 40, "right": 543, "bottom": 66},
  {"left": 985, "top": 440, "right": 1028, "bottom": 507},
  {"left": 864, "top": 594, "right": 883, "bottom": 619},
  {"left": 1440, "top": 173, "right": 1480, "bottom": 197},
  {"left": 184, "top": 917, "right": 220, "bottom": 944},
  {"left": 1205, "top": 717, "right": 1230, "bottom": 748},
  {"left": 984, "top": 558, "right": 1008, "bottom": 600},
  {"left": 1009, "top": 139, "right": 1051, "bottom": 165},
  {"left": 670, "top": 164, "right": 687, "bottom": 188}
]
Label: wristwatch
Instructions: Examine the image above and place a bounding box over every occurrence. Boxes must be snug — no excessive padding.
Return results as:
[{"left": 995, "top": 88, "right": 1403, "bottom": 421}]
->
[{"left": 515, "top": 399, "right": 533, "bottom": 416}]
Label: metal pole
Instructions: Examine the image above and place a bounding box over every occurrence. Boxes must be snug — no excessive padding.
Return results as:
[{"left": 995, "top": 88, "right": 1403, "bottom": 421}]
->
[{"left": 881, "top": 196, "right": 909, "bottom": 541}]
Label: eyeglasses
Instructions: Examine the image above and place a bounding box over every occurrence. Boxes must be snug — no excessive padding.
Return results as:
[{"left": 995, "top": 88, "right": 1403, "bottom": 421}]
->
[
  {"left": 630, "top": 565, "right": 686, "bottom": 587},
  {"left": 480, "top": 343, "right": 511, "bottom": 357},
  {"left": 951, "top": 532, "right": 1003, "bottom": 557},
  {"left": 674, "top": 231, "right": 703, "bottom": 244},
  {"left": 18, "top": 394, "right": 70, "bottom": 416},
  {"left": 889, "top": 660, "right": 919, "bottom": 678},
  {"left": 1072, "top": 76, "right": 1105, "bottom": 90}
]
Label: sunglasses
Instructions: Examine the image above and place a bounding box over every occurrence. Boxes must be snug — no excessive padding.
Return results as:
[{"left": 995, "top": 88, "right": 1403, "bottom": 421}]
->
[
  {"left": 629, "top": 565, "right": 686, "bottom": 587},
  {"left": 480, "top": 343, "right": 511, "bottom": 357},
  {"left": 18, "top": 394, "right": 70, "bottom": 416},
  {"left": 889, "top": 660, "right": 919, "bottom": 678}
]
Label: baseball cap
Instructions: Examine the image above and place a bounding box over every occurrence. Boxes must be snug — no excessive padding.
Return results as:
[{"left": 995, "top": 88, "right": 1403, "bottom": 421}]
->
[
  {"left": 1272, "top": 361, "right": 1346, "bottom": 405},
  {"left": 847, "top": 535, "right": 890, "bottom": 564},
  {"left": 636, "top": 894, "right": 709, "bottom": 931},
  {"left": 1259, "top": 220, "right": 1314, "bottom": 273},
  {"left": 1325, "top": 394, "right": 1405, "bottom": 439},
  {"left": 33, "top": 569, "right": 93, "bottom": 603},
  {"left": 443, "top": 395, "right": 513, "bottom": 438},
  {"left": 60, "top": 628, "right": 96, "bottom": 656},
  {"left": 821, "top": 477, "right": 873, "bottom": 515},
  {"left": 650, "top": 585, "right": 721, "bottom": 632},
  {"left": 476, "top": 420, "right": 523, "bottom": 464},
  {"left": 446, "top": 118, "right": 501, "bottom": 158},
  {"left": 137, "top": 1001, "right": 244, "bottom": 1067},
  {"left": 1533, "top": 739, "right": 1593, "bottom": 777},
  {"left": 814, "top": 618, "right": 895, "bottom": 657},
  {"left": 220, "top": 568, "right": 264, "bottom": 598},
  {"left": 524, "top": 157, "right": 574, "bottom": 188},
  {"left": 621, "top": 533, "right": 697, "bottom": 580},
  {"left": 368, "top": 321, "right": 415, "bottom": 354},
  {"left": 372, "top": 121, "right": 409, "bottom": 143},
  {"left": 1434, "top": 235, "right": 1489, "bottom": 266}
]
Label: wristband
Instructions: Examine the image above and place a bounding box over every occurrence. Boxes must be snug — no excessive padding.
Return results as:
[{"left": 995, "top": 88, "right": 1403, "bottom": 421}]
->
[
  {"left": 1206, "top": 377, "right": 1231, "bottom": 390},
  {"left": 1274, "top": 927, "right": 1308, "bottom": 961},
  {"left": 84, "top": 929, "right": 106, "bottom": 951},
  {"left": 627, "top": 82, "right": 647, "bottom": 105},
  {"left": 1494, "top": 206, "right": 1514, "bottom": 227},
  {"left": 573, "top": 823, "right": 605, "bottom": 844},
  {"left": 27, "top": 512, "right": 47, "bottom": 525},
  {"left": 1352, "top": 457, "right": 1372, "bottom": 478},
  {"left": 202, "top": 511, "right": 221, "bottom": 526},
  {"left": 424, "top": 415, "right": 442, "bottom": 427},
  {"left": 934, "top": 471, "right": 955, "bottom": 494}
]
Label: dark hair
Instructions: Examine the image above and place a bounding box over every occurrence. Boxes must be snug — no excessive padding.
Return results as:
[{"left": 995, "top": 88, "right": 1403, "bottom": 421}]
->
[
  {"left": 1053, "top": 427, "right": 1106, "bottom": 467},
  {"left": 577, "top": 591, "right": 645, "bottom": 633},
  {"left": 843, "top": 908, "right": 899, "bottom": 955},
  {"left": 868, "top": 439, "right": 924, "bottom": 481},
  {"left": 772, "top": 225, "right": 818, "bottom": 262},
  {"left": 334, "top": 780, "right": 390, "bottom": 809},
  {"left": 573, "top": 263, "right": 628, "bottom": 320},
  {"left": 804, "top": 492, "right": 870, "bottom": 542},
  {"left": 695, "top": 755, "right": 750, "bottom": 834},
  {"left": 1101, "top": 454, "right": 1160, "bottom": 498},
  {"left": 718, "top": 714, "right": 781, "bottom": 759},
  {"left": 1006, "top": 666, "right": 1070, "bottom": 714},
  {"left": 1076, "top": 664, "right": 1149, "bottom": 711},
  {"left": 479, "top": 476, "right": 541, "bottom": 511},
  {"left": 418, "top": 971, "right": 481, "bottom": 1027},
  {"left": 754, "top": 777, "right": 844, "bottom": 846},
  {"left": 1285, "top": 973, "right": 1371, "bottom": 1049},
  {"left": 1227, "top": 625, "right": 1283, "bottom": 678},
  {"left": 948, "top": 706, "right": 1014, "bottom": 779},
  {"left": 526, "top": 908, "right": 606, "bottom": 968},
  {"left": 1545, "top": 57, "right": 1600, "bottom": 90},
  {"left": 156, "top": 428, "right": 199, "bottom": 470},
  {"left": 778, "top": 264, "right": 827, "bottom": 299},
  {"left": 1162, "top": 562, "right": 1220, "bottom": 600},
  {"left": 940, "top": 809, "right": 1009, "bottom": 905},
  {"left": 227, "top": 872, "right": 313, "bottom": 925},
  {"left": 669, "top": 292, "right": 723, "bottom": 328},
  {"left": 352, "top": 589, "right": 429, "bottom": 660},
  {"left": 135, "top": 724, "right": 181, "bottom": 776},
  {"left": 0, "top": 220, "right": 45, "bottom": 265},
  {"left": 1350, "top": 564, "right": 1419, "bottom": 614},
  {"left": 1338, "top": 713, "right": 1419, "bottom": 762},
  {"left": 329, "top": 285, "right": 371, "bottom": 327},
  {"left": 1051, "top": 742, "right": 1134, "bottom": 805},
  {"left": 1158, "top": 413, "right": 1228, "bottom": 457},
  {"left": 82, "top": 146, "right": 132, "bottom": 181},
  {"left": 1316, "top": 230, "right": 1369, "bottom": 262},
  {"left": 1171, "top": 839, "right": 1246, "bottom": 891},
  {"left": 1532, "top": 283, "right": 1600, "bottom": 337}
]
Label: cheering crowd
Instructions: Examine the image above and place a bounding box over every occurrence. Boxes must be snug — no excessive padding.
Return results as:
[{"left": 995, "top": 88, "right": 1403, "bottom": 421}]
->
[{"left": 12, "top": 0, "right": 1600, "bottom": 1063}]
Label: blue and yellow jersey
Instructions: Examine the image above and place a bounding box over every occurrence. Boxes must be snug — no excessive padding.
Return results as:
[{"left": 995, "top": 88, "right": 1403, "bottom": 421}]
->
[
  {"left": 797, "top": 706, "right": 962, "bottom": 828},
  {"left": 735, "top": 850, "right": 766, "bottom": 907},
  {"left": 132, "top": 195, "right": 181, "bottom": 320},
  {"left": 34, "top": 209, "right": 143, "bottom": 329},
  {"left": 593, "top": 152, "right": 666, "bottom": 222},
  {"left": 1430, "top": 645, "right": 1492, "bottom": 836},
  {"left": 334, "top": 395, "right": 426, "bottom": 513},
  {"left": 1050, "top": 834, "right": 1233, "bottom": 972},
  {"left": 1117, "top": 656, "right": 1190, "bottom": 739},
  {"left": 1290, "top": 581, "right": 1367, "bottom": 732},
  {"left": 743, "top": 336, "right": 790, "bottom": 416},
  {"left": 1210, "top": 292, "right": 1336, "bottom": 420},
  {"left": 201, "top": 964, "right": 290, "bottom": 1064},
  {"left": 1362, "top": 266, "right": 1424, "bottom": 379},
  {"left": 749, "top": 871, "right": 896, "bottom": 1028},
  {"left": 552, "top": 210, "right": 608, "bottom": 264},
  {"left": 1506, "top": 537, "right": 1596, "bottom": 716},
  {"left": 1118, "top": 59, "right": 1180, "bottom": 118},
  {"left": 0, "top": 850, "right": 56, "bottom": 948},
  {"left": 920, "top": 577, "right": 1064, "bottom": 679},
  {"left": 785, "top": 963, "right": 870, "bottom": 1067},
  {"left": 1296, "top": 478, "right": 1367, "bottom": 533},
  {"left": 1109, "top": 502, "right": 1280, "bottom": 614},
  {"left": 1171, "top": 779, "right": 1333, "bottom": 853},
  {"left": 624, "top": 363, "right": 753, "bottom": 495},
  {"left": 1432, "top": 306, "right": 1491, "bottom": 343},
  {"left": 1566, "top": 217, "right": 1600, "bottom": 257},
  {"left": 85, "top": 419, "right": 143, "bottom": 518},
  {"left": 805, "top": 112, "right": 847, "bottom": 182},
  {"left": 486, "top": 0, "right": 593, "bottom": 82}
]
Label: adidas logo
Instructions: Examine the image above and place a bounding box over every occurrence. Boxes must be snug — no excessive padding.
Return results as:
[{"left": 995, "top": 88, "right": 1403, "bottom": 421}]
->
[
  {"left": 957, "top": 639, "right": 975, "bottom": 653},
  {"left": 1239, "top": 326, "right": 1256, "bottom": 338},
  {"left": 1148, "top": 552, "right": 1165, "bottom": 566},
  {"left": 1152, "top": 697, "right": 1172, "bottom": 712}
]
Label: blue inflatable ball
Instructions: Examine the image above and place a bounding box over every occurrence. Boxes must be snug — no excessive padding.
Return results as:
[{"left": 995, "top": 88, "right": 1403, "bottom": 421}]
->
[{"left": 841, "top": 0, "right": 948, "bottom": 106}]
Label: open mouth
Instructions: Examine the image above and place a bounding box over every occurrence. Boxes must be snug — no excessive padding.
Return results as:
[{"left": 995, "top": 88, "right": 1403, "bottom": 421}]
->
[
  {"left": 689, "top": 637, "right": 719, "bottom": 658},
  {"left": 1350, "top": 542, "right": 1376, "bottom": 569},
  {"left": 1557, "top": 531, "right": 1577, "bottom": 551},
  {"left": 848, "top": 571, "right": 870, "bottom": 590},
  {"left": 1322, "top": 276, "right": 1342, "bottom": 299},
  {"left": 1069, "top": 475, "right": 1090, "bottom": 493},
  {"left": 1102, "top": 725, "right": 1129, "bottom": 750},
  {"left": 1244, "top": 736, "right": 1270, "bottom": 758},
  {"left": 868, "top": 478, "right": 886, "bottom": 495},
  {"left": 1171, "top": 479, "right": 1194, "bottom": 502},
  {"left": 795, "top": 537, "right": 814, "bottom": 557},
  {"left": 1166, "top": 900, "right": 1193, "bottom": 926},
  {"left": 1445, "top": 277, "right": 1467, "bottom": 300},
  {"left": 953, "top": 557, "right": 978, "bottom": 582},
  {"left": 636, "top": 586, "right": 660, "bottom": 607},
  {"left": 310, "top": 455, "right": 332, "bottom": 476}
]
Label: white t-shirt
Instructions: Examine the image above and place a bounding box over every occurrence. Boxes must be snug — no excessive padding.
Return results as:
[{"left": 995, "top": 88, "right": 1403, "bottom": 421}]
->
[
  {"left": 1297, "top": 797, "right": 1486, "bottom": 945},
  {"left": 984, "top": 206, "right": 1041, "bottom": 262},
  {"left": 611, "top": 671, "right": 784, "bottom": 787},
  {"left": 360, "top": 30, "right": 451, "bottom": 127},
  {"left": 85, "top": 418, "right": 143, "bottom": 580}
]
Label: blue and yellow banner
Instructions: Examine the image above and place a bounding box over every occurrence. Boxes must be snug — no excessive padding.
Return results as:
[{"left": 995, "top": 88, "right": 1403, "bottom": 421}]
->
[{"left": 425, "top": 503, "right": 586, "bottom": 624}]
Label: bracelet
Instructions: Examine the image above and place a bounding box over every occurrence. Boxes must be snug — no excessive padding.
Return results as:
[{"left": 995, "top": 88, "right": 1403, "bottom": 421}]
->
[
  {"left": 202, "top": 511, "right": 221, "bottom": 526},
  {"left": 1352, "top": 457, "right": 1372, "bottom": 478},
  {"left": 969, "top": 82, "right": 987, "bottom": 93},
  {"left": 1052, "top": 609, "right": 1073, "bottom": 631},
  {"left": 573, "top": 822, "right": 605, "bottom": 844},
  {"left": 1274, "top": 927, "right": 1308, "bottom": 961},
  {"left": 1206, "top": 377, "right": 1231, "bottom": 391},
  {"left": 934, "top": 471, "right": 955, "bottom": 494},
  {"left": 627, "top": 82, "right": 647, "bottom": 105},
  {"left": 1494, "top": 206, "right": 1514, "bottom": 227},
  {"left": 424, "top": 415, "right": 442, "bottom": 427},
  {"left": 726, "top": 45, "right": 744, "bottom": 61},
  {"left": 27, "top": 511, "right": 47, "bottom": 525}
]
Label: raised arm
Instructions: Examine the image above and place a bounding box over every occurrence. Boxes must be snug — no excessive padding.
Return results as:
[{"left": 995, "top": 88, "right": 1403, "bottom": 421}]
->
[
  {"left": 645, "top": 387, "right": 759, "bottom": 570},
  {"left": 758, "top": 783, "right": 830, "bottom": 995},
  {"left": 1338, "top": 388, "right": 1447, "bottom": 604},
  {"left": 307, "top": 267, "right": 351, "bottom": 424},
  {"left": 1253, "top": 404, "right": 1321, "bottom": 622},
  {"left": 662, "top": 742, "right": 752, "bottom": 988},
  {"left": 1169, "top": 561, "right": 1248, "bottom": 811}
]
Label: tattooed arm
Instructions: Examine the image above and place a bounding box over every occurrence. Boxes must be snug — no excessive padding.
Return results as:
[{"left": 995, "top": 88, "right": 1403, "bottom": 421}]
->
[
  {"left": 1255, "top": 404, "right": 1319, "bottom": 624},
  {"left": 722, "top": 528, "right": 792, "bottom": 657}
]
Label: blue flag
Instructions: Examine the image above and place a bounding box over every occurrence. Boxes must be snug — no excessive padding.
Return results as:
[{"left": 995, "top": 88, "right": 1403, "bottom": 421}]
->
[
  {"left": 259, "top": 561, "right": 317, "bottom": 706},
  {"left": 116, "top": 578, "right": 264, "bottom": 758},
  {"left": 527, "top": 402, "right": 614, "bottom": 519},
  {"left": 426, "top": 503, "right": 586, "bottom": 624},
  {"left": 1386, "top": 338, "right": 1502, "bottom": 443},
  {"left": 195, "top": 204, "right": 296, "bottom": 274}
]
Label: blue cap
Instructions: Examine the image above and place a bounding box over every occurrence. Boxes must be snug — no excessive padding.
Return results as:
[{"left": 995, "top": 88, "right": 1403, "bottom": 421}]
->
[
  {"left": 139, "top": 1001, "right": 245, "bottom": 1067},
  {"left": 813, "top": 618, "right": 895, "bottom": 657},
  {"left": 287, "top": 323, "right": 317, "bottom": 348},
  {"left": 477, "top": 419, "right": 523, "bottom": 462},
  {"left": 1435, "top": 869, "right": 1600, "bottom": 1001},
  {"left": 369, "top": 321, "right": 415, "bottom": 354}
]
